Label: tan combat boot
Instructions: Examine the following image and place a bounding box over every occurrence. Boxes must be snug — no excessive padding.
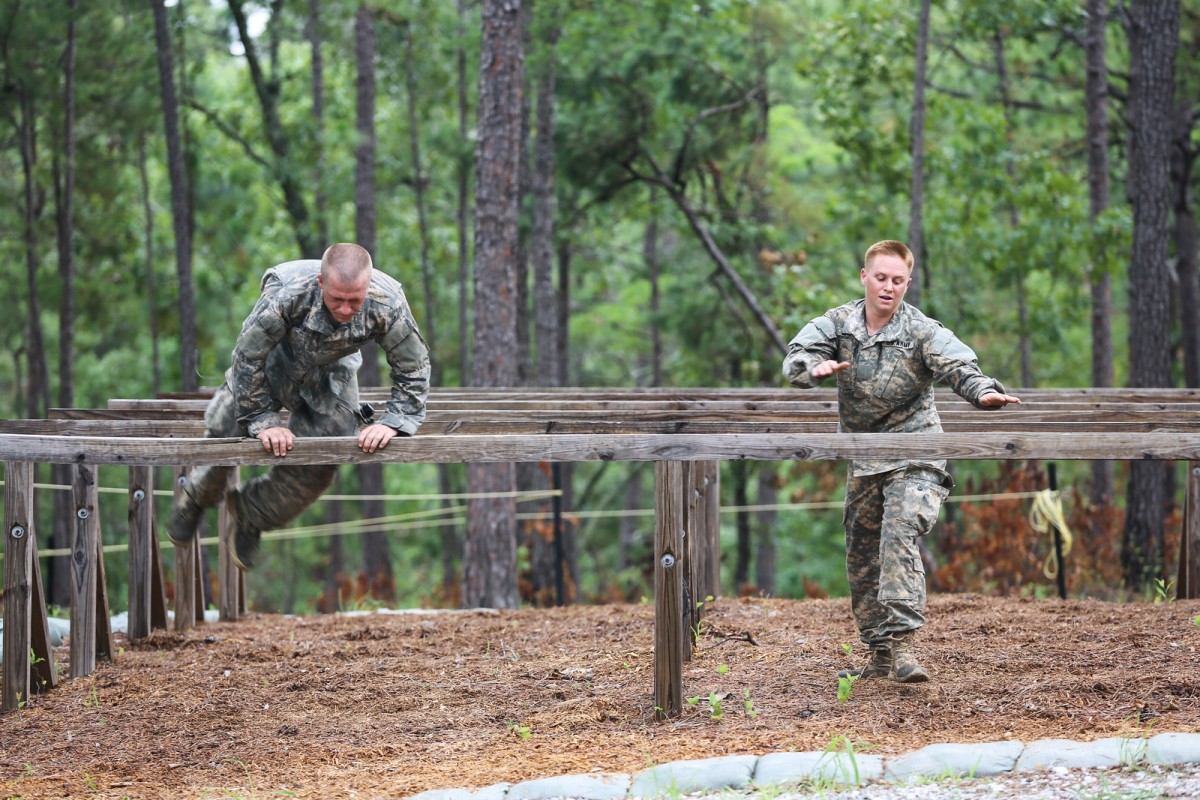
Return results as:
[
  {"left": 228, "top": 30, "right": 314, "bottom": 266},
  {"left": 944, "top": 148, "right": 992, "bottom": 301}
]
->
[
  {"left": 837, "top": 647, "right": 892, "bottom": 680},
  {"left": 889, "top": 631, "right": 930, "bottom": 683}
]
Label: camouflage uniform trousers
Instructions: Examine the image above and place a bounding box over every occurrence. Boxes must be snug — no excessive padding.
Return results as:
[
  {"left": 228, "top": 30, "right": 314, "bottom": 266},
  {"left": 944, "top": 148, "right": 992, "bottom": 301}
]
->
[
  {"left": 843, "top": 466, "right": 950, "bottom": 648},
  {"left": 181, "top": 380, "right": 360, "bottom": 532}
]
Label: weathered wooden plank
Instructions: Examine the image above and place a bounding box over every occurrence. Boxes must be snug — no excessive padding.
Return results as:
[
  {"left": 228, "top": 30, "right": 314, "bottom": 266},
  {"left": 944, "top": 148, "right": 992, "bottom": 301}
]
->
[
  {"left": 127, "top": 467, "right": 154, "bottom": 641},
  {"left": 654, "top": 461, "right": 684, "bottom": 721},
  {"left": 70, "top": 465, "right": 99, "bottom": 678},
  {"left": 701, "top": 461, "right": 721, "bottom": 603},
  {"left": 94, "top": 523, "right": 113, "bottom": 662},
  {"left": 4, "top": 461, "right": 34, "bottom": 712},
  {"left": 16, "top": 416, "right": 1200, "bottom": 437},
  {"left": 7, "top": 432, "right": 1200, "bottom": 466},
  {"left": 150, "top": 522, "right": 168, "bottom": 632}
]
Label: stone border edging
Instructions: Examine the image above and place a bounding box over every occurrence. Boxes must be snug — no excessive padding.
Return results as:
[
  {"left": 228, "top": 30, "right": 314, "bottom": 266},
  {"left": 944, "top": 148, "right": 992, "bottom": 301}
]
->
[{"left": 405, "top": 732, "right": 1200, "bottom": 800}]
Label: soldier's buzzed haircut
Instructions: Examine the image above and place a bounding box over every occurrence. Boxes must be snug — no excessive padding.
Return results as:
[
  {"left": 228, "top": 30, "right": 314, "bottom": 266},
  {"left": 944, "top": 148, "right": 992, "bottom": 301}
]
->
[
  {"left": 864, "top": 240, "right": 914, "bottom": 273},
  {"left": 321, "top": 243, "right": 373, "bottom": 284}
]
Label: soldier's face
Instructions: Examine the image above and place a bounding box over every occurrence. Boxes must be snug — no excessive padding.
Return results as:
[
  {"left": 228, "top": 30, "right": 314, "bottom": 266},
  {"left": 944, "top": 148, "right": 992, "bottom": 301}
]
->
[
  {"left": 860, "top": 254, "right": 912, "bottom": 321},
  {"left": 319, "top": 271, "right": 371, "bottom": 324}
]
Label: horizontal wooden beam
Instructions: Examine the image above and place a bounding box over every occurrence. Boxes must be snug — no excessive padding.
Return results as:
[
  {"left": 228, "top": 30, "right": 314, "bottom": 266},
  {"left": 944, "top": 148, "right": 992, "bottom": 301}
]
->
[
  {"left": 3, "top": 431, "right": 1200, "bottom": 466},
  {"left": 11, "top": 417, "right": 1200, "bottom": 437}
]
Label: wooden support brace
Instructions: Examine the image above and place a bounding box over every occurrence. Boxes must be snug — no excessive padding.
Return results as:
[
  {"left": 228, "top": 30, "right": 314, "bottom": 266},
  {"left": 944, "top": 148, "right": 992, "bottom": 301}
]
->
[
  {"left": 219, "top": 467, "right": 243, "bottom": 621},
  {"left": 150, "top": 522, "right": 168, "bottom": 631},
  {"left": 127, "top": 466, "right": 154, "bottom": 640},
  {"left": 702, "top": 461, "right": 721, "bottom": 601},
  {"left": 1180, "top": 462, "right": 1200, "bottom": 600},
  {"left": 70, "top": 465, "right": 100, "bottom": 678},
  {"left": 94, "top": 520, "right": 113, "bottom": 662},
  {"left": 654, "top": 460, "right": 684, "bottom": 720},
  {"left": 29, "top": 542, "right": 58, "bottom": 693},
  {"left": 172, "top": 467, "right": 203, "bottom": 631}
]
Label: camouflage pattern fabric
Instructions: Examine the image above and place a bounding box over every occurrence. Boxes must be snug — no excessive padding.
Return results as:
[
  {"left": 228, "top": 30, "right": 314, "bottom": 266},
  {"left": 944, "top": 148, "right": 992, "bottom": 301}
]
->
[
  {"left": 183, "top": 259, "right": 429, "bottom": 531},
  {"left": 844, "top": 466, "right": 949, "bottom": 645},
  {"left": 782, "top": 299, "right": 1005, "bottom": 477}
]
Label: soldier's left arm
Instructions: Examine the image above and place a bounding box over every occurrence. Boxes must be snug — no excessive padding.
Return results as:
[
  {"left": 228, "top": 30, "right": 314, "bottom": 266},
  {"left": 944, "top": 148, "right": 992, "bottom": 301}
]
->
[
  {"left": 376, "top": 305, "right": 431, "bottom": 435},
  {"left": 925, "top": 327, "right": 1016, "bottom": 409}
]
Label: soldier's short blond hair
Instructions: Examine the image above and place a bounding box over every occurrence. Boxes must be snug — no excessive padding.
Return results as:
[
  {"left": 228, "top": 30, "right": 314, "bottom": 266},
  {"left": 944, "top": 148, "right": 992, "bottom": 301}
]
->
[
  {"left": 321, "top": 243, "right": 373, "bottom": 285},
  {"left": 864, "top": 240, "right": 914, "bottom": 273}
]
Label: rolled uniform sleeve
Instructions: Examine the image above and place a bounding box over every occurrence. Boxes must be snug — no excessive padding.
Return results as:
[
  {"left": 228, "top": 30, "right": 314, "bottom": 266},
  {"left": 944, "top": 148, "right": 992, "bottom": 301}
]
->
[
  {"left": 925, "top": 327, "right": 1006, "bottom": 408},
  {"left": 231, "top": 296, "right": 290, "bottom": 436},
  {"left": 377, "top": 316, "right": 430, "bottom": 435},
  {"left": 783, "top": 315, "right": 838, "bottom": 388}
]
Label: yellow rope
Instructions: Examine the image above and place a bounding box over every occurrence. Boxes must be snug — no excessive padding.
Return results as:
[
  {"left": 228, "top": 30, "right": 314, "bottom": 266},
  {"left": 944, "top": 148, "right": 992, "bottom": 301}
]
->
[{"left": 1029, "top": 488, "right": 1073, "bottom": 580}]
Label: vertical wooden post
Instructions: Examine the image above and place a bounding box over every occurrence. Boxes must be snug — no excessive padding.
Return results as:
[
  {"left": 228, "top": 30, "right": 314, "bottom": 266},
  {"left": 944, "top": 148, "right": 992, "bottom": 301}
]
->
[
  {"left": 703, "top": 461, "right": 721, "bottom": 600},
  {"left": 150, "top": 524, "right": 169, "bottom": 631},
  {"left": 654, "top": 460, "right": 684, "bottom": 721},
  {"left": 172, "top": 467, "right": 200, "bottom": 631},
  {"left": 1179, "top": 462, "right": 1200, "bottom": 599},
  {"left": 218, "top": 467, "right": 242, "bottom": 621},
  {"left": 70, "top": 465, "right": 100, "bottom": 678},
  {"left": 127, "top": 466, "right": 154, "bottom": 640},
  {"left": 4, "top": 461, "right": 34, "bottom": 711},
  {"left": 682, "top": 461, "right": 702, "bottom": 662}
]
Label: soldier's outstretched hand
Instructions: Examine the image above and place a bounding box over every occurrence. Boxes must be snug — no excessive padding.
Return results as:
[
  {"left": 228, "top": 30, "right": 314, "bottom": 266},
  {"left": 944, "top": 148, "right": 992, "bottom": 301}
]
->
[
  {"left": 811, "top": 360, "right": 851, "bottom": 379},
  {"left": 359, "top": 423, "right": 399, "bottom": 453},
  {"left": 978, "top": 392, "right": 1022, "bottom": 408}
]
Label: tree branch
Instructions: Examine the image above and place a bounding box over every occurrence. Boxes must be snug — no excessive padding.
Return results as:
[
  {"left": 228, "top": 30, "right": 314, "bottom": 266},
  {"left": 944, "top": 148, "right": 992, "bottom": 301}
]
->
[{"left": 183, "top": 96, "right": 271, "bottom": 169}]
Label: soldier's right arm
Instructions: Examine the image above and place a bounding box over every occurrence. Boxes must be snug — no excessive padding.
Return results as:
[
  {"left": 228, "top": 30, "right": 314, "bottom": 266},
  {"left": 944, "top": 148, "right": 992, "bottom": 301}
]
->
[
  {"left": 782, "top": 315, "right": 838, "bottom": 388},
  {"left": 230, "top": 295, "right": 290, "bottom": 436}
]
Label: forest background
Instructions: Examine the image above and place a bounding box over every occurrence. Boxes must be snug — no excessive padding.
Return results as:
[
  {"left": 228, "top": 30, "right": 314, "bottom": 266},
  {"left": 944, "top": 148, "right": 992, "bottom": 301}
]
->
[{"left": 2, "top": 0, "right": 1198, "bottom": 617}]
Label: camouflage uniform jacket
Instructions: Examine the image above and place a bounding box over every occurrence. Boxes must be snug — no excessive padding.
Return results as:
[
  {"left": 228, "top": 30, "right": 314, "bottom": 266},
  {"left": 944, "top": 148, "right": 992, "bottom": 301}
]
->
[
  {"left": 228, "top": 260, "right": 430, "bottom": 437},
  {"left": 782, "top": 299, "right": 1005, "bottom": 477}
]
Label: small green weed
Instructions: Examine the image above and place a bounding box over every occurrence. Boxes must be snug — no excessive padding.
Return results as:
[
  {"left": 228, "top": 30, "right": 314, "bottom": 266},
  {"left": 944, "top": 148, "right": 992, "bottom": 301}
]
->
[
  {"left": 836, "top": 673, "right": 858, "bottom": 703},
  {"left": 1152, "top": 578, "right": 1175, "bottom": 605},
  {"left": 508, "top": 722, "right": 532, "bottom": 740},
  {"left": 742, "top": 688, "right": 757, "bottom": 718},
  {"left": 716, "top": 664, "right": 729, "bottom": 675}
]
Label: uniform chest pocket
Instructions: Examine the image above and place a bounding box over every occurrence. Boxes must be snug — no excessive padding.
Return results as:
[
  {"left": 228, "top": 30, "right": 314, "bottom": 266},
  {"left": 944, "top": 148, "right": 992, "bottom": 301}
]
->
[{"left": 871, "top": 342, "right": 915, "bottom": 399}]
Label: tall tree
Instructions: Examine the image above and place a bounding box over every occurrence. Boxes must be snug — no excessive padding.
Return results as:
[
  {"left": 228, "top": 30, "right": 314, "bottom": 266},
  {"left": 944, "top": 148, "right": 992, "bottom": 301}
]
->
[
  {"left": 464, "top": 0, "right": 524, "bottom": 609},
  {"left": 354, "top": 4, "right": 393, "bottom": 601},
  {"left": 456, "top": 0, "right": 473, "bottom": 384},
  {"left": 1122, "top": 0, "right": 1181, "bottom": 590},
  {"left": 49, "top": 0, "right": 81, "bottom": 608},
  {"left": 1086, "top": 0, "right": 1115, "bottom": 505},
  {"left": 306, "top": 0, "right": 329, "bottom": 251},
  {"left": 227, "top": 0, "right": 318, "bottom": 258},
  {"left": 150, "top": 0, "right": 198, "bottom": 392},
  {"left": 906, "top": 0, "right": 931, "bottom": 308}
]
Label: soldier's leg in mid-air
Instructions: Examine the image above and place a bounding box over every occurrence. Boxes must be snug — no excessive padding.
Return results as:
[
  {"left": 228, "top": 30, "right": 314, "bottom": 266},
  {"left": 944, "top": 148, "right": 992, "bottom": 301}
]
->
[
  {"left": 167, "top": 384, "right": 239, "bottom": 544},
  {"left": 235, "top": 396, "right": 358, "bottom": 535}
]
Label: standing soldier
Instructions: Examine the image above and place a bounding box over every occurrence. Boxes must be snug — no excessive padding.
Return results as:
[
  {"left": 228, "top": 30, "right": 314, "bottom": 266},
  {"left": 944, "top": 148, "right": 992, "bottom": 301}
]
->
[
  {"left": 782, "top": 240, "right": 1020, "bottom": 682},
  {"left": 167, "top": 243, "right": 430, "bottom": 570}
]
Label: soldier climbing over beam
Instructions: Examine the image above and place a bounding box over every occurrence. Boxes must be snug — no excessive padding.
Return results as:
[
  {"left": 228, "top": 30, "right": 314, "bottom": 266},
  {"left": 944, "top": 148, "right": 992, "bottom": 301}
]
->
[
  {"left": 167, "top": 243, "right": 430, "bottom": 570},
  {"left": 782, "top": 240, "right": 1020, "bottom": 684}
]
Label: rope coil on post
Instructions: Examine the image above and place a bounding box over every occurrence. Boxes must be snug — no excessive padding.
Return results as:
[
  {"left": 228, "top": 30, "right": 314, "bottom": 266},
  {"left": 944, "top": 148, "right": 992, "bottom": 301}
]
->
[{"left": 1029, "top": 487, "right": 1073, "bottom": 580}]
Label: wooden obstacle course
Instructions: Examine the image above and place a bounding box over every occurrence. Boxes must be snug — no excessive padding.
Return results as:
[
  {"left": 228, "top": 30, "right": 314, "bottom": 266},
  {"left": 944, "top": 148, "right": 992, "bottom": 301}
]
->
[{"left": 3, "top": 387, "right": 1200, "bottom": 718}]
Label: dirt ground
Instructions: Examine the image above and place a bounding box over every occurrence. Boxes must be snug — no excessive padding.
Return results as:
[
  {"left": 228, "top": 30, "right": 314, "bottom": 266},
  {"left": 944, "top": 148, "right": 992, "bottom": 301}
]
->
[{"left": 3, "top": 594, "right": 1199, "bottom": 800}]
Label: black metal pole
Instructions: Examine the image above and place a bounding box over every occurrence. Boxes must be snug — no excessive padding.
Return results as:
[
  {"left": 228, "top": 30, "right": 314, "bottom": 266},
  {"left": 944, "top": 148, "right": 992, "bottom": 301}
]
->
[
  {"left": 1048, "top": 463, "right": 1067, "bottom": 600},
  {"left": 552, "top": 463, "right": 565, "bottom": 606}
]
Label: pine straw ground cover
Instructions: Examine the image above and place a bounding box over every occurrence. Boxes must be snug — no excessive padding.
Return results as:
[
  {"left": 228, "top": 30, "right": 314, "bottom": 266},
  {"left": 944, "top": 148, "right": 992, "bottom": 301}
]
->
[{"left": 3, "top": 595, "right": 1199, "bottom": 799}]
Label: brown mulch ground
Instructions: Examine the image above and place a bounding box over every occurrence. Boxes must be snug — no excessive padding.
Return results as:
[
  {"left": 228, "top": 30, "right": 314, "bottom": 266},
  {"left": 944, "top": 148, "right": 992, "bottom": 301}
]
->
[{"left": 3, "top": 594, "right": 1199, "bottom": 799}]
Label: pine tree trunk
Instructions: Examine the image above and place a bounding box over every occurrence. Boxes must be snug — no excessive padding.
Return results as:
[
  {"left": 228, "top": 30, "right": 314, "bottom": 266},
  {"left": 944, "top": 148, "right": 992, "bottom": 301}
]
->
[
  {"left": 1086, "top": 0, "right": 1115, "bottom": 505},
  {"left": 906, "top": 0, "right": 931, "bottom": 308},
  {"left": 354, "top": 6, "right": 393, "bottom": 601},
  {"left": 1123, "top": 0, "right": 1180, "bottom": 590},
  {"left": 457, "top": 0, "right": 473, "bottom": 384},
  {"left": 306, "top": 0, "right": 329, "bottom": 251},
  {"left": 151, "top": 0, "right": 197, "bottom": 392},
  {"left": 464, "top": 0, "right": 524, "bottom": 609}
]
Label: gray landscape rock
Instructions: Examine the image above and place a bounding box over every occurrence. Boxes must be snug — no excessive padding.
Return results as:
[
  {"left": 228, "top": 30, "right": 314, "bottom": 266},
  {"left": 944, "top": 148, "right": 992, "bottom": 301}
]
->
[
  {"left": 1015, "top": 737, "right": 1144, "bottom": 771},
  {"left": 753, "top": 750, "right": 883, "bottom": 787},
  {"left": 507, "top": 773, "right": 630, "bottom": 800},
  {"left": 630, "top": 755, "right": 757, "bottom": 798},
  {"left": 1147, "top": 732, "right": 1200, "bottom": 765},
  {"left": 884, "top": 741, "right": 1024, "bottom": 781}
]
